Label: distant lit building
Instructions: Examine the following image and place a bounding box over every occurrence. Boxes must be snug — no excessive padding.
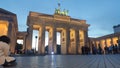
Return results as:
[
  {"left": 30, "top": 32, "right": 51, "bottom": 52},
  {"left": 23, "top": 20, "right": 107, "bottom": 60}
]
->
[
  {"left": 0, "top": 8, "right": 27, "bottom": 53},
  {"left": 113, "top": 24, "right": 120, "bottom": 33},
  {"left": 89, "top": 25, "right": 120, "bottom": 52},
  {"left": 0, "top": 8, "right": 18, "bottom": 53}
]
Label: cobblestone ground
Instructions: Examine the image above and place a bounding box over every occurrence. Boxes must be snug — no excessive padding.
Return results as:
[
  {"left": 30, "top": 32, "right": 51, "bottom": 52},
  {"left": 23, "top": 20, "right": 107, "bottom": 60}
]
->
[{"left": 0, "top": 54, "right": 120, "bottom": 68}]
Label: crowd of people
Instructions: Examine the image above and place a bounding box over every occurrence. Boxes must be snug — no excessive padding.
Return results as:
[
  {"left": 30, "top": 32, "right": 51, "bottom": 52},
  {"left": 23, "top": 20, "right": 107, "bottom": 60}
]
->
[
  {"left": 104, "top": 44, "right": 119, "bottom": 54},
  {"left": 81, "top": 43, "right": 120, "bottom": 55}
]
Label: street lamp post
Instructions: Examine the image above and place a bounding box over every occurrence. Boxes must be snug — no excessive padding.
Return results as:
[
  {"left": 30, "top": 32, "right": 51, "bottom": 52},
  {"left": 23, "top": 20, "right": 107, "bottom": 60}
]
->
[{"left": 35, "top": 36, "right": 38, "bottom": 54}]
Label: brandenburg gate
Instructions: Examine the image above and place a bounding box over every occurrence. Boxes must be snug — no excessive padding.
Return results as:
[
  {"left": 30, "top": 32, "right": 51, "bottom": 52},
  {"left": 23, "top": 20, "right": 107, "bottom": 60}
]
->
[
  {"left": 0, "top": 8, "right": 120, "bottom": 55},
  {"left": 26, "top": 11, "right": 90, "bottom": 54}
]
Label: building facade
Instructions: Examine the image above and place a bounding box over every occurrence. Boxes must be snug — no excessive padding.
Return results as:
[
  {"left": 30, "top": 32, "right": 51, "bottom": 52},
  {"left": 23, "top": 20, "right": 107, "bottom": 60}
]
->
[
  {"left": 0, "top": 8, "right": 27, "bottom": 54},
  {"left": 0, "top": 8, "right": 18, "bottom": 53},
  {"left": 113, "top": 24, "right": 120, "bottom": 33},
  {"left": 90, "top": 29, "right": 120, "bottom": 53}
]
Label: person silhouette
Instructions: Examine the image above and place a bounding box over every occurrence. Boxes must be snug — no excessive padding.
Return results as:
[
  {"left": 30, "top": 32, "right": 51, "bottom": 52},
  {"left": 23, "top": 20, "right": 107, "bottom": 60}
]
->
[{"left": 0, "top": 35, "right": 16, "bottom": 67}]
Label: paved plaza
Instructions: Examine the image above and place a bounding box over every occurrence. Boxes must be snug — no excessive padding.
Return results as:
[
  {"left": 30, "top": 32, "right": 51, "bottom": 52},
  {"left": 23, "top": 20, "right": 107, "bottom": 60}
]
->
[{"left": 1, "top": 54, "right": 120, "bottom": 68}]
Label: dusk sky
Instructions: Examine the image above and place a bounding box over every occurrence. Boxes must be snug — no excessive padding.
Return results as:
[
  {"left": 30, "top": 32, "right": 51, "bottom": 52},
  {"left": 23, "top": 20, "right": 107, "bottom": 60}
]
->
[{"left": 1, "top": 0, "right": 120, "bottom": 38}]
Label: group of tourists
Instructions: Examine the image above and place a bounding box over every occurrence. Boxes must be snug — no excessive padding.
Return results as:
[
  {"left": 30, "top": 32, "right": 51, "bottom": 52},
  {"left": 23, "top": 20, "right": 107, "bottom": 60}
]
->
[
  {"left": 81, "top": 43, "right": 120, "bottom": 55},
  {"left": 104, "top": 44, "right": 119, "bottom": 54},
  {"left": 81, "top": 44, "right": 103, "bottom": 55},
  {"left": 93, "top": 44, "right": 120, "bottom": 55},
  {"left": 92, "top": 44, "right": 103, "bottom": 55},
  {"left": 81, "top": 46, "right": 90, "bottom": 55}
]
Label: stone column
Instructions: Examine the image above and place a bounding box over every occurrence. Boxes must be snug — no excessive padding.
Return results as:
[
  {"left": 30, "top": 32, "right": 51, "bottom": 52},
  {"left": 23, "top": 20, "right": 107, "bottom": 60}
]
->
[
  {"left": 38, "top": 26, "right": 45, "bottom": 54},
  {"left": 111, "top": 38, "right": 113, "bottom": 45},
  {"left": 24, "top": 35, "right": 27, "bottom": 52},
  {"left": 48, "top": 27, "right": 56, "bottom": 54},
  {"left": 119, "top": 36, "right": 120, "bottom": 40},
  {"left": 61, "top": 30, "right": 67, "bottom": 54},
  {"left": 7, "top": 23, "right": 14, "bottom": 53},
  {"left": 53, "top": 27, "right": 57, "bottom": 54},
  {"left": 95, "top": 41, "right": 98, "bottom": 48},
  {"left": 48, "top": 29, "right": 52, "bottom": 54},
  {"left": 23, "top": 36, "right": 26, "bottom": 50},
  {"left": 75, "top": 29, "right": 79, "bottom": 54},
  {"left": 118, "top": 36, "right": 120, "bottom": 47},
  {"left": 7, "top": 23, "right": 12, "bottom": 37},
  {"left": 26, "top": 25, "right": 33, "bottom": 50},
  {"left": 65, "top": 28, "right": 70, "bottom": 54},
  {"left": 8, "top": 22, "right": 17, "bottom": 53},
  {"left": 117, "top": 36, "right": 120, "bottom": 45},
  {"left": 100, "top": 40, "right": 105, "bottom": 50},
  {"left": 105, "top": 39, "right": 107, "bottom": 46},
  {"left": 106, "top": 39, "right": 109, "bottom": 47},
  {"left": 99, "top": 40, "right": 102, "bottom": 47},
  {"left": 84, "top": 30, "right": 88, "bottom": 46},
  {"left": 78, "top": 30, "right": 81, "bottom": 54}
]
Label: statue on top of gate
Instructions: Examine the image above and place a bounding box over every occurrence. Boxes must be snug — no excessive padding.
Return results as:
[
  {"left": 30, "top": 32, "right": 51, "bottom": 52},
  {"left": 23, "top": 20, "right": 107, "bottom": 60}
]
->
[{"left": 54, "top": 0, "right": 69, "bottom": 16}]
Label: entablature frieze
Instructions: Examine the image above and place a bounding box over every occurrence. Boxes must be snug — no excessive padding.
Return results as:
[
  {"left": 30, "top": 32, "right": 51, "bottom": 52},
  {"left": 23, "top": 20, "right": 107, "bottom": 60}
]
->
[
  {"left": 28, "top": 16, "right": 89, "bottom": 28},
  {"left": 54, "top": 14, "right": 70, "bottom": 22},
  {"left": 0, "top": 15, "right": 14, "bottom": 22},
  {"left": 28, "top": 12, "right": 90, "bottom": 27},
  {"left": 0, "top": 13, "right": 15, "bottom": 17},
  {"left": 29, "top": 16, "right": 87, "bottom": 25}
]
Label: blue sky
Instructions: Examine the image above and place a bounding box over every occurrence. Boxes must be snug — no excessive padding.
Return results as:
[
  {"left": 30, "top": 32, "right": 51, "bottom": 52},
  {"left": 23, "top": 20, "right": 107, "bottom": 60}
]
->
[{"left": 1, "top": 0, "right": 120, "bottom": 38}]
